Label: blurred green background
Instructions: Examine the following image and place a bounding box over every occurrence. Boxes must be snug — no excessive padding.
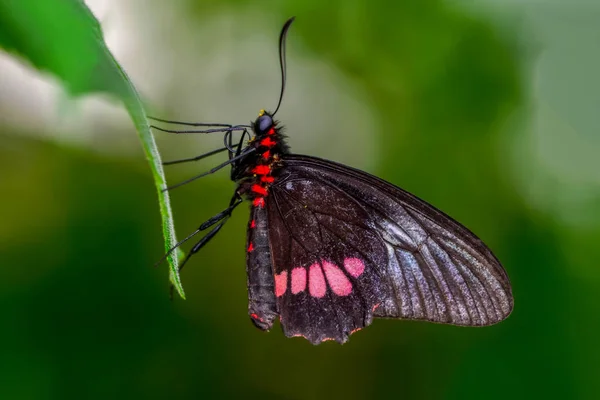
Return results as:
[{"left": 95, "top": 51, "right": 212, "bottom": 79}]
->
[{"left": 1, "top": 0, "right": 599, "bottom": 399}]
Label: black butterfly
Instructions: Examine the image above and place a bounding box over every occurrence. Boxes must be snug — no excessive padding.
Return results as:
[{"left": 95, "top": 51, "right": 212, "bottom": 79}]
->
[{"left": 152, "top": 17, "right": 513, "bottom": 344}]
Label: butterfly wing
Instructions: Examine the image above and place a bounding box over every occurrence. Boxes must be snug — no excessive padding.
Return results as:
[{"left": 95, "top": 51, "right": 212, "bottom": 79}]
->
[{"left": 262, "top": 154, "right": 513, "bottom": 344}]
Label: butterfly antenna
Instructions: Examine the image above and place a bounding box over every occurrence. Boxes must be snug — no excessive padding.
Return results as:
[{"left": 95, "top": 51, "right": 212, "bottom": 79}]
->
[{"left": 272, "top": 17, "right": 295, "bottom": 116}]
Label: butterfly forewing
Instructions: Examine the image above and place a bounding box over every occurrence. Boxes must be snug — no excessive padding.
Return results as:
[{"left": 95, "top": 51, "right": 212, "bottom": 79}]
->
[{"left": 261, "top": 154, "right": 513, "bottom": 343}]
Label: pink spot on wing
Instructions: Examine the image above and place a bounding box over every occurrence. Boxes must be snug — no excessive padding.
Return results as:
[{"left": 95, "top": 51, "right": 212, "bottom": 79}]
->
[
  {"left": 344, "top": 257, "right": 365, "bottom": 278},
  {"left": 291, "top": 267, "right": 307, "bottom": 294},
  {"left": 322, "top": 261, "right": 352, "bottom": 296},
  {"left": 309, "top": 263, "right": 326, "bottom": 298},
  {"left": 274, "top": 271, "right": 287, "bottom": 297}
]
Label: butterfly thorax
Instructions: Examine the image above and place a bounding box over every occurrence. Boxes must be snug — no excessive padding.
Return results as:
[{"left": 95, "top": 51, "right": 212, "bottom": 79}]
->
[{"left": 234, "top": 111, "right": 290, "bottom": 207}]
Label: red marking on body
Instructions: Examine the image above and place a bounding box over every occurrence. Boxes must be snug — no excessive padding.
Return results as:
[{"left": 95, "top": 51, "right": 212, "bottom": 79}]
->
[
  {"left": 247, "top": 243, "right": 254, "bottom": 252},
  {"left": 267, "top": 127, "right": 275, "bottom": 135},
  {"left": 372, "top": 303, "right": 381, "bottom": 312},
  {"left": 344, "top": 258, "right": 365, "bottom": 278},
  {"left": 253, "top": 197, "right": 265, "bottom": 208},
  {"left": 309, "top": 263, "right": 326, "bottom": 298},
  {"left": 250, "top": 313, "right": 263, "bottom": 322},
  {"left": 262, "top": 150, "right": 271, "bottom": 160},
  {"left": 274, "top": 271, "right": 288, "bottom": 297},
  {"left": 250, "top": 220, "right": 256, "bottom": 228},
  {"left": 251, "top": 184, "right": 268, "bottom": 196},
  {"left": 261, "top": 176, "right": 275, "bottom": 183},
  {"left": 350, "top": 327, "right": 362, "bottom": 335},
  {"left": 260, "top": 137, "right": 276, "bottom": 147},
  {"left": 291, "top": 267, "right": 307, "bottom": 294},
  {"left": 322, "top": 261, "right": 352, "bottom": 296},
  {"left": 252, "top": 165, "right": 270, "bottom": 175}
]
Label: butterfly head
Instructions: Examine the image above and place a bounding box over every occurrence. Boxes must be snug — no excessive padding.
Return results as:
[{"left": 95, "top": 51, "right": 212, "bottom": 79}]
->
[
  {"left": 250, "top": 109, "right": 289, "bottom": 155},
  {"left": 254, "top": 110, "right": 274, "bottom": 135}
]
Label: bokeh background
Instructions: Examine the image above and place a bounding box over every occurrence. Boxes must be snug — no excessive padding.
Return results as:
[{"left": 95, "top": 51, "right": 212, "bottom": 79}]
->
[{"left": 1, "top": 0, "right": 599, "bottom": 398}]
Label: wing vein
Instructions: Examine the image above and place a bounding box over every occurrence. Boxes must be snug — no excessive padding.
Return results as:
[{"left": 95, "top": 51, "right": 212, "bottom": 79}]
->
[
  {"left": 412, "top": 246, "right": 446, "bottom": 322},
  {"left": 438, "top": 238, "right": 505, "bottom": 320},
  {"left": 430, "top": 236, "right": 482, "bottom": 324}
]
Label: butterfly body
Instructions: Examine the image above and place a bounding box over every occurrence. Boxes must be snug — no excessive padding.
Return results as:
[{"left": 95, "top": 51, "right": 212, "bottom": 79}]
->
[{"left": 235, "top": 112, "right": 287, "bottom": 331}]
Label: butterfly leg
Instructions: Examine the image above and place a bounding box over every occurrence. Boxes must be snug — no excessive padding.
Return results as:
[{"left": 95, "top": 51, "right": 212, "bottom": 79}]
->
[
  {"left": 164, "top": 147, "right": 256, "bottom": 191},
  {"left": 157, "top": 192, "right": 242, "bottom": 267},
  {"left": 175, "top": 221, "right": 226, "bottom": 274},
  {"left": 162, "top": 146, "right": 230, "bottom": 166},
  {"left": 199, "top": 193, "right": 243, "bottom": 230},
  {"left": 229, "top": 129, "right": 252, "bottom": 180},
  {"left": 176, "top": 192, "right": 243, "bottom": 272},
  {"left": 224, "top": 127, "right": 251, "bottom": 156},
  {"left": 168, "top": 220, "right": 227, "bottom": 299}
]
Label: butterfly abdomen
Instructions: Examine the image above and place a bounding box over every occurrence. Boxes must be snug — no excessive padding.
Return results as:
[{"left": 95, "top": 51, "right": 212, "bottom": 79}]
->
[{"left": 246, "top": 203, "right": 278, "bottom": 330}]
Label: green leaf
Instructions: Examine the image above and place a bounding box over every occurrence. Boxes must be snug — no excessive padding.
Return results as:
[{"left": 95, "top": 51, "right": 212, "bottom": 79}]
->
[{"left": 0, "top": 0, "right": 185, "bottom": 298}]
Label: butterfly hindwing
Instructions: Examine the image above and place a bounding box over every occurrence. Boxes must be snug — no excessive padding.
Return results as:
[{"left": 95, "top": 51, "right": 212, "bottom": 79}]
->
[
  {"left": 266, "top": 175, "right": 394, "bottom": 343},
  {"left": 261, "top": 154, "right": 513, "bottom": 344}
]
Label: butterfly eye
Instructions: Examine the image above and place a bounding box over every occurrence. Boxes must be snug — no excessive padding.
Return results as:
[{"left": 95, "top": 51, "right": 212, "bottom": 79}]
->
[{"left": 258, "top": 115, "right": 273, "bottom": 133}]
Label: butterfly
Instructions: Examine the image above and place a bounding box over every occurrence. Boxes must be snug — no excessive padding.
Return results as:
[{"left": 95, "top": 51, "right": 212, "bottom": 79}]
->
[{"left": 152, "top": 17, "right": 514, "bottom": 344}]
